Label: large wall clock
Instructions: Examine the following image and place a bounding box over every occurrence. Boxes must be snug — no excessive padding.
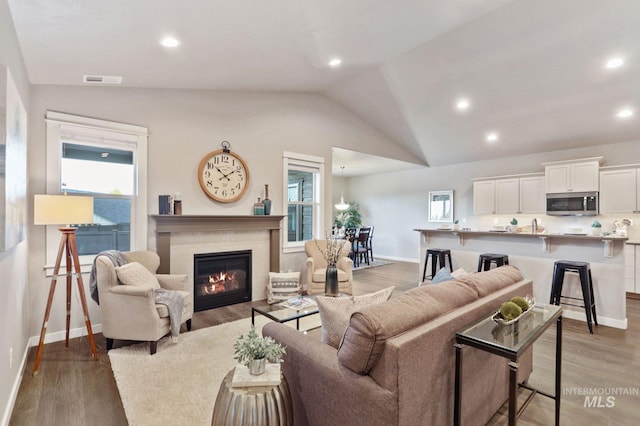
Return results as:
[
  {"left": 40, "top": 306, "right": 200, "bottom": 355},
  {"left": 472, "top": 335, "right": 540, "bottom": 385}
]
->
[{"left": 198, "top": 141, "right": 250, "bottom": 203}]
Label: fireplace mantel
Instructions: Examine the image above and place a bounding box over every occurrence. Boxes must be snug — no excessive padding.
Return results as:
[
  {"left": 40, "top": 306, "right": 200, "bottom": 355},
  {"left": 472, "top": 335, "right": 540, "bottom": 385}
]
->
[{"left": 151, "top": 215, "right": 284, "bottom": 274}]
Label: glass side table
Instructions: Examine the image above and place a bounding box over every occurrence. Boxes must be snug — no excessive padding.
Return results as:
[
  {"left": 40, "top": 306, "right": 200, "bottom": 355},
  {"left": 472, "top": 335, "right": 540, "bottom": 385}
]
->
[{"left": 454, "top": 303, "right": 563, "bottom": 426}]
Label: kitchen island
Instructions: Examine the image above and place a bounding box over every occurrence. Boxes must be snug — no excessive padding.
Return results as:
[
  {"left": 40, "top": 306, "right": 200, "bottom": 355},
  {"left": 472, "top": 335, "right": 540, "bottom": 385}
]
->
[{"left": 415, "top": 228, "right": 629, "bottom": 329}]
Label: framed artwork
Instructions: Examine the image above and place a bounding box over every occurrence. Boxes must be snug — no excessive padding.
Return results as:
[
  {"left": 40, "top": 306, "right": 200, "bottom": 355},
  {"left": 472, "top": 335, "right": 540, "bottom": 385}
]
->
[
  {"left": 0, "top": 66, "right": 27, "bottom": 251},
  {"left": 429, "top": 190, "right": 453, "bottom": 223}
]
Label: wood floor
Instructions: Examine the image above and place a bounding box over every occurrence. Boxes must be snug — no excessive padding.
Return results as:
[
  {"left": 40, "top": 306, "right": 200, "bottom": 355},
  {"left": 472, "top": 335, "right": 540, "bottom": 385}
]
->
[{"left": 9, "top": 261, "right": 640, "bottom": 425}]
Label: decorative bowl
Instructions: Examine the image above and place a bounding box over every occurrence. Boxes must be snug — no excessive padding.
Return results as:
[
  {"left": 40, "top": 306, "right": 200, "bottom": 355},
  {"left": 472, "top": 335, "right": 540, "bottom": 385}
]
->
[{"left": 492, "top": 296, "right": 536, "bottom": 326}]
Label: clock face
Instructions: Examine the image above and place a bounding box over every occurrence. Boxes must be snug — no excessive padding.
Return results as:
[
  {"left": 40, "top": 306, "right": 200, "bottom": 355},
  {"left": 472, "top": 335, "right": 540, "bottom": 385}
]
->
[{"left": 198, "top": 149, "right": 250, "bottom": 202}]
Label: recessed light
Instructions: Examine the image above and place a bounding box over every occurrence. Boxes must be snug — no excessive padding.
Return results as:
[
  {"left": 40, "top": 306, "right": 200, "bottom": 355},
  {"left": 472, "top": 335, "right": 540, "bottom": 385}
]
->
[
  {"left": 456, "top": 98, "right": 470, "bottom": 111},
  {"left": 605, "top": 57, "right": 624, "bottom": 69},
  {"left": 616, "top": 108, "right": 633, "bottom": 119},
  {"left": 485, "top": 132, "right": 499, "bottom": 142},
  {"left": 160, "top": 37, "right": 180, "bottom": 48},
  {"left": 329, "top": 58, "right": 342, "bottom": 68}
]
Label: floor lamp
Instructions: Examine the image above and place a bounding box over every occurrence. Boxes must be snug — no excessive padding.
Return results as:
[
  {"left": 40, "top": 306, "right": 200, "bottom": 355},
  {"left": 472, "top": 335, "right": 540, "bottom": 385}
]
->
[{"left": 32, "top": 194, "right": 98, "bottom": 376}]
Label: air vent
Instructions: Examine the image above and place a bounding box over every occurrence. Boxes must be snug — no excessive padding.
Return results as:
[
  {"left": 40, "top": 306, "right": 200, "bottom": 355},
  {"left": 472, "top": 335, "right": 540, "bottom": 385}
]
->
[{"left": 82, "top": 75, "right": 123, "bottom": 85}]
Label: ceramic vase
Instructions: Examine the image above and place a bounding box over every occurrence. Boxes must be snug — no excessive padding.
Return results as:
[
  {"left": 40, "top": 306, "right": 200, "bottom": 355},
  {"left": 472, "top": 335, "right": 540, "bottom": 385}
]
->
[
  {"left": 325, "top": 263, "right": 339, "bottom": 296},
  {"left": 263, "top": 184, "right": 272, "bottom": 215},
  {"left": 249, "top": 358, "right": 266, "bottom": 376}
]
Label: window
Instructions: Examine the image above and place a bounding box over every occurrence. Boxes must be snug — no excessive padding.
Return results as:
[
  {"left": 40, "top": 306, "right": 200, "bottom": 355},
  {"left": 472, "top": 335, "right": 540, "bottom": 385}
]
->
[
  {"left": 282, "top": 152, "right": 324, "bottom": 252},
  {"left": 45, "top": 111, "right": 148, "bottom": 270},
  {"left": 61, "top": 143, "right": 134, "bottom": 254}
]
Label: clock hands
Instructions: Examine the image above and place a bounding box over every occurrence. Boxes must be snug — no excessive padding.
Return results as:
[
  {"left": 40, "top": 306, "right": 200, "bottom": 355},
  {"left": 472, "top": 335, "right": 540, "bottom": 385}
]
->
[{"left": 215, "top": 167, "right": 231, "bottom": 181}]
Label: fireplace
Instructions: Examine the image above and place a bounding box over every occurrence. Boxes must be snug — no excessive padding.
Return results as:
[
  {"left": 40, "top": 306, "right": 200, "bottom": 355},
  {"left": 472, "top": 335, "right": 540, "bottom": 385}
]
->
[{"left": 193, "top": 250, "right": 252, "bottom": 311}]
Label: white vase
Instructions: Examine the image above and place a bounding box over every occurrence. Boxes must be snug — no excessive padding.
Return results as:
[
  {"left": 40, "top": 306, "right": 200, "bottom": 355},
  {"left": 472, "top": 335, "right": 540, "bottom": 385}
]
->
[
  {"left": 591, "top": 228, "right": 601, "bottom": 236},
  {"left": 249, "top": 358, "right": 266, "bottom": 375}
]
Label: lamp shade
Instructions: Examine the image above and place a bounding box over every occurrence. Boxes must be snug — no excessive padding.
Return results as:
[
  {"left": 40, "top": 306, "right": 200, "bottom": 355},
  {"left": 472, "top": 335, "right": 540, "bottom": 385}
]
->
[{"left": 34, "top": 194, "right": 94, "bottom": 226}]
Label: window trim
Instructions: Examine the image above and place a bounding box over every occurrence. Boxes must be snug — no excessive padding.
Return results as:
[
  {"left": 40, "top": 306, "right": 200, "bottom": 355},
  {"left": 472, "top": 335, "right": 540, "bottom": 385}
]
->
[
  {"left": 282, "top": 151, "right": 324, "bottom": 254},
  {"left": 44, "top": 111, "right": 148, "bottom": 273}
]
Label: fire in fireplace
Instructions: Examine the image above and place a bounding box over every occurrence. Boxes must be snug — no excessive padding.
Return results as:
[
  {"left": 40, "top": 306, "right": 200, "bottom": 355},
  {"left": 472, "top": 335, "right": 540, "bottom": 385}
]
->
[{"left": 194, "top": 250, "right": 252, "bottom": 311}]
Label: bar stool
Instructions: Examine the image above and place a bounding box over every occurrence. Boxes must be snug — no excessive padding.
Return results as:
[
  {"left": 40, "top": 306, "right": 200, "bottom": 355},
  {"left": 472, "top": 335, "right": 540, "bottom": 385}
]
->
[
  {"left": 422, "top": 249, "right": 453, "bottom": 281},
  {"left": 549, "top": 260, "right": 597, "bottom": 334},
  {"left": 477, "top": 253, "right": 509, "bottom": 272}
]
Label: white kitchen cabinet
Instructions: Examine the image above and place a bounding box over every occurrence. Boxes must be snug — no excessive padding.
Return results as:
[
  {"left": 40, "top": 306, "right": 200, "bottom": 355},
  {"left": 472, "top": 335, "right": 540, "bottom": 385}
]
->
[
  {"left": 544, "top": 159, "right": 600, "bottom": 193},
  {"left": 473, "top": 180, "right": 495, "bottom": 214},
  {"left": 519, "top": 175, "right": 545, "bottom": 213},
  {"left": 600, "top": 168, "right": 638, "bottom": 213},
  {"left": 474, "top": 175, "right": 545, "bottom": 215},
  {"left": 494, "top": 178, "right": 519, "bottom": 214}
]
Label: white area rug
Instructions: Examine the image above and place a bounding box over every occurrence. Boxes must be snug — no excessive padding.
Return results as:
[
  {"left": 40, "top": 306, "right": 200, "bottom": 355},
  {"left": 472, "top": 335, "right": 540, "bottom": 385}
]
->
[{"left": 109, "top": 314, "right": 320, "bottom": 426}]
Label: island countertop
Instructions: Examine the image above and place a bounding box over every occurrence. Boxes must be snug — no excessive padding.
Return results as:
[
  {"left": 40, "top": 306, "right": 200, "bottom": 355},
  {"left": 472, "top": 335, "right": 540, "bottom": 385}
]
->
[{"left": 414, "top": 228, "right": 629, "bottom": 242}]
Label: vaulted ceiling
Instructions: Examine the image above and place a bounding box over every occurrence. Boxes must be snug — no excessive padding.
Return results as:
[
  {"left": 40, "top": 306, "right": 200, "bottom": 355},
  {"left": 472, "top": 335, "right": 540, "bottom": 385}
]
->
[{"left": 8, "top": 0, "right": 640, "bottom": 172}]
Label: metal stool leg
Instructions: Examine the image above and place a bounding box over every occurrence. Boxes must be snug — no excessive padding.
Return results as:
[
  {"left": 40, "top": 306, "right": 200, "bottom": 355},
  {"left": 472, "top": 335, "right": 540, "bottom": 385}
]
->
[
  {"left": 447, "top": 253, "right": 453, "bottom": 272},
  {"left": 578, "top": 267, "right": 594, "bottom": 334},
  {"left": 588, "top": 269, "right": 598, "bottom": 325}
]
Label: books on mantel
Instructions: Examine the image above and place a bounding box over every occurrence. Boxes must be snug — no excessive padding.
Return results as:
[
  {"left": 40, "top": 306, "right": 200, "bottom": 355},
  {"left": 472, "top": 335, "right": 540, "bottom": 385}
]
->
[
  {"left": 232, "top": 363, "right": 281, "bottom": 387},
  {"left": 278, "top": 296, "right": 317, "bottom": 310}
]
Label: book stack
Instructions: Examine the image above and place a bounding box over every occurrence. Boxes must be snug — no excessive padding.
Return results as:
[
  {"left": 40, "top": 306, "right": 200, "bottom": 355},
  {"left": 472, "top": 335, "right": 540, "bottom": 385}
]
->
[{"left": 232, "top": 363, "right": 281, "bottom": 387}]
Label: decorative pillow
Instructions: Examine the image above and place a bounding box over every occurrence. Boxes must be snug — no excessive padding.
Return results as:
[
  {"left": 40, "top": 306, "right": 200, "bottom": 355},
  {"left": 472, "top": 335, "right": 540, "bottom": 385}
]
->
[
  {"left": 267, "top": 271, "right": 301, "bottom": 304},
  {"left": 431, "top": 267, "right": 455, "bottom": 284},
  {"left": 450, "top": 268, "right": 468, "bottom": 278},
  {"left": 115, "top": 262, "right": 160, "bottom": 289},
  {"left": 316, "top": 287, "right": 395, "bottom": 348}
]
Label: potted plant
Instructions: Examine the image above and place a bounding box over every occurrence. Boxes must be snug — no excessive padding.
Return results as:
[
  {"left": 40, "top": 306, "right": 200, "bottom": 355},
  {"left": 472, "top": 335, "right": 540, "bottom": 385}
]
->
[
  {"left": 591, "top": 220, "right": 602, "bottom": 236},
  {"left": 452, "top": 219, "right": 459, "bottom": 231},
  {"left": 233, "top": 326, "right": 286, "bottom": 375}
]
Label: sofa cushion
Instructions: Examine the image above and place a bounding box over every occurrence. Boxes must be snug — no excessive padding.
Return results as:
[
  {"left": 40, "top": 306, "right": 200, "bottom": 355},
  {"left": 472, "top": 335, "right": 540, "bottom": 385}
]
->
[
  {"left": 456, "top": 265, "right": 523, "bottom": 297},
  {"left": 267, "top": 271, "right": 301, "bottom": 304},
  {"left": 115, "top": 262, "right": 161, "bottom": 289},
  {"left": 338, "top": 266, "right": 524, "bottom": 375},
  {"left": 338, "top": 279, "right": 479, "bottom": 374},
  {"left": 316, "top": 287, "right": 395, "bottom": 348}
]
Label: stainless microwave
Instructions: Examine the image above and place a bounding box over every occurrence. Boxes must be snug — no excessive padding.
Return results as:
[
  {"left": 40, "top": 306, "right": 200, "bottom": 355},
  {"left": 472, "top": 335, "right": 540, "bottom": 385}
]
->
[{"left": 546, "top": 192, "right": 598, "bottom": 216}]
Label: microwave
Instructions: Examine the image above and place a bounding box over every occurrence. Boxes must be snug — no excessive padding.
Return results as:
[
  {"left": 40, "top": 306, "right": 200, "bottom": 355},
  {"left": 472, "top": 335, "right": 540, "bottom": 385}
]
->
[{"left": 546, "top": 192, "right": 598, "bottom": 216}]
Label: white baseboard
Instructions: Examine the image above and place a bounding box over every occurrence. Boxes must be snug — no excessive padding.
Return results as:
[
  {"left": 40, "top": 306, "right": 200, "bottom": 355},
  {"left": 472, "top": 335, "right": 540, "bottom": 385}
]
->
[
  {"left": 562, "top": 309, "right": 627, "bottom": 330},
  {"left": 27, "top": 323, "right": 102, "bottom": 347},
  {"left": 376, "top": 255, "right": 419, "bottom": 264},
  {"left": 2, "top": 340, "right": 30, "bottom": 426}
]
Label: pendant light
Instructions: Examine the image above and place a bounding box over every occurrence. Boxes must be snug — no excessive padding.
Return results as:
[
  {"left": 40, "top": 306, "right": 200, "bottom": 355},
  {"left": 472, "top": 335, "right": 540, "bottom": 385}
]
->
[{"left": 335, "top": 166, "right": 350, "bottom": 211}]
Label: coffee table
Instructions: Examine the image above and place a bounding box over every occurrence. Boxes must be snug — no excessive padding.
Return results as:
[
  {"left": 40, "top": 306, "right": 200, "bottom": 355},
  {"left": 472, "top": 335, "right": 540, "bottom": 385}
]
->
[
  {"left": 454, "top": 303, "right": 562, "bottom": 426},
  {"left": 251, "top": 301, "right": 319, "bottom": 332}
]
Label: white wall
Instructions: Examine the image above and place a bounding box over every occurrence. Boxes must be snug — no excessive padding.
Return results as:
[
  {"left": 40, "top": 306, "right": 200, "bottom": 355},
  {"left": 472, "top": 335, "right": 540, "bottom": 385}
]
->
[
  {"left": 0, "top": 0, "right": 31, "bottom": 423},
  {"left": 349, "top": 140, "right": 640, "bottom": 262},
  {"left": 26, "top": 85, "right": 412, "bottom": 341}
]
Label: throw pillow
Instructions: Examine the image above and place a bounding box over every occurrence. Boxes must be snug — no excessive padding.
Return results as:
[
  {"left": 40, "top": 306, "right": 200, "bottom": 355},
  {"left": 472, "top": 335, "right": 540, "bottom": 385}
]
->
[
  {"left": 115, "top": 262, "right": 160, "bottom": 289},
  {"left": 316, "top": 286, "right": 395, "bottom": 348},
  {"left": 267, "top": 271, "right": 301, "bottom": 304},
  {"left": 431, "top": 267, "right": 455, "bottom": 284},
  {"left": 450, "top": 268, "right": 468, "bottom": 278}
]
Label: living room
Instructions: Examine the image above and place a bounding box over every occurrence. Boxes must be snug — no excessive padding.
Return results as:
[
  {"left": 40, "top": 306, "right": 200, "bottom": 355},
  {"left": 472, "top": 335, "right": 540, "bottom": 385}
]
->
[{"left": 2, "top": 1, "right": 640, "bottom": 425}]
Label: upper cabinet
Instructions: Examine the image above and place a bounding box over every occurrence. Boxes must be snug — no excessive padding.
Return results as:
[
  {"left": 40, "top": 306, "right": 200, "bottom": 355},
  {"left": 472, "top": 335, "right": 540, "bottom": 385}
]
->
[
  {"left": 473, "top": 174, "right": 545, "bottom": 215},
  {"left": 518, "top": 175, "right": 545, "bottom": 214},
  {"left": 543, "top": 158, "right": 601, "bottom": 193},
  {"left": 473, "top": 180, "right": 495, "bottom": 214},
  {"left": 600, "top": 168, "right": 639, "bottom": 213}
]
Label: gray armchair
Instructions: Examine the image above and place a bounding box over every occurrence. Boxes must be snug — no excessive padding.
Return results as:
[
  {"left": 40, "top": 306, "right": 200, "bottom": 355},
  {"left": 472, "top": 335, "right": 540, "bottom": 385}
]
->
[
  {"left": 305, "top": 240, "right": 353, "bottom": 295},
  {"left": 95, "top": 251, "right": 193, "bottom": 354}
]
